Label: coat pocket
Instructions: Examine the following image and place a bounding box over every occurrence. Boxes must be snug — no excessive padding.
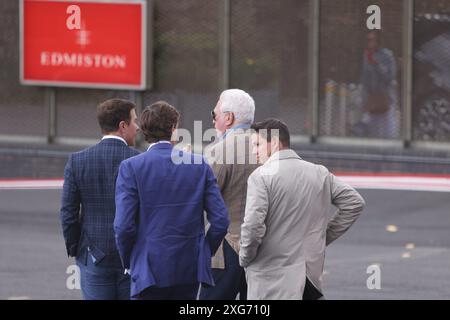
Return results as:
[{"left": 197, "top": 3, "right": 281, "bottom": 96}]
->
[{"left": 246, "top": 263, "right": 306, "bottom": 300}]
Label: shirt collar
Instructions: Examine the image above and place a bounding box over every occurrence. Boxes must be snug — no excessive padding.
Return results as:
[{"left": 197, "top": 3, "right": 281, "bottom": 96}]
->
[
  {"left": 102, "top": 135, "right": 127, "bottom": 146},
  {"left": 147, "top": 140, "right": 172, "bottom": 151},
  {"left": 222, "top": 123, "right": 251, "bottom": 140}
]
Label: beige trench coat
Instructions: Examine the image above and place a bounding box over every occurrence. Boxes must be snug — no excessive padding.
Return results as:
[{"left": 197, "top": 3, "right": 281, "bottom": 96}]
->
[{"left": 239, "top": 149, "right": 365, "bottom": 300}]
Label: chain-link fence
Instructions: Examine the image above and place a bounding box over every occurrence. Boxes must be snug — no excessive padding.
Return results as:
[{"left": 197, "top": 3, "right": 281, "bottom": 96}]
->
[
  {"left": 1, "top": 0, "right": 450, "bottom": 146},
  {"left": 319, "top": 0, "right": 403, "bottom": 140},
  {"left": 56, "top": 89, "right": 132, "bottom": 139},
  {"left": 230, "top": 0, "right": 310, "bottom": 135},
  {"left": 413, "top": 0, "right": 450, "bottom": 142},
  {"left": 142, "top": 0, "right": 221, "bottom": 139},
  {"left": 0, "top": 1, "right": 48, "bottom": 138}
]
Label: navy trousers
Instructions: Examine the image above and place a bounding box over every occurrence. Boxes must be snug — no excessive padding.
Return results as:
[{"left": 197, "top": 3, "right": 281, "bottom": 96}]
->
[
  {"left": 134, "top": 284, "right": 199, "bottom": 300},
  {"left": 77, "top": 252, "right": 130, "bottom": 300},
  {"left": 199, "top": 240, "right": 247, "bottom": 300}
]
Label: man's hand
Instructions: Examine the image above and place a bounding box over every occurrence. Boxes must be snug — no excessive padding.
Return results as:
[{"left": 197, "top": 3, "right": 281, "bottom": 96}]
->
[{"left": 183, "top": 144, "right": 192, "bottom": 153}]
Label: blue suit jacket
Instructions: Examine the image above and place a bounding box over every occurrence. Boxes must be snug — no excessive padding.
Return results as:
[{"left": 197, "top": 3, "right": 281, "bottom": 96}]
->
[
  {"left": 114, "top": 143, "right": 229, "bottom": 297},
  {"left": 60, "top": 138, "right": 140, "bottom": 267}
]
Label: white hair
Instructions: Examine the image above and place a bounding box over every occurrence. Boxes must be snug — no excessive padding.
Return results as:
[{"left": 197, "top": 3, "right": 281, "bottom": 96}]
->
[{"left": 219, "top": 89, "right": 255, "bottom": 124}]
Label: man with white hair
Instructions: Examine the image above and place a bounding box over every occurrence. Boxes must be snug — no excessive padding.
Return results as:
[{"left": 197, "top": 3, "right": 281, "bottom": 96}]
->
[
  {"left": 210, "top": 89, "right": 256, "bottom": 138},
  {"left": 199, "top": 89, "right": 260, "bottom": 300}
]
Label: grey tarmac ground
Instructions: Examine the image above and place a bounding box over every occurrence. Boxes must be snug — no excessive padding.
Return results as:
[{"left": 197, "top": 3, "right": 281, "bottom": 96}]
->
[{"left": 0, "top": 188, "right": 449, "bottom": 300}]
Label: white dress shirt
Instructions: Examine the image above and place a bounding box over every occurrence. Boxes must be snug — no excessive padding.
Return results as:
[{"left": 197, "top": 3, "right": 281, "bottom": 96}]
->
[
  {"left": 147, "top": 140, "right": 171, "bottom": 151},
  {"left": 102, "top": 135, "right": 128, "bottom": 146}
]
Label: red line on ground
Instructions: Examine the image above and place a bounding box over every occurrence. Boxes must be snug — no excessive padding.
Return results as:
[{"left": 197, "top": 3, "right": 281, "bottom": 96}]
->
[{"left": 333, "top": 172, "right": 450, "bottom": 179}]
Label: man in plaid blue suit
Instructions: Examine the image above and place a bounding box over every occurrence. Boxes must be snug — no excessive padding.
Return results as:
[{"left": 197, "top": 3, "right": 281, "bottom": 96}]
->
[{"left": 60, "top": 99, "right": 140, "bottom": 300}]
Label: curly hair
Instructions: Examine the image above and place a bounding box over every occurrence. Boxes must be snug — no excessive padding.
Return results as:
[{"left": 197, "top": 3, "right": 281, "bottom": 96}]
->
[{"left": 140, "top": 101, "right": 180, "bottom": 143}]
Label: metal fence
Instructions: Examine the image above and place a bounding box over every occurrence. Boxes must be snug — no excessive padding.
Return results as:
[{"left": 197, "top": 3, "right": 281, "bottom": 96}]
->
[
  {"left": 413, "top": 2, "right": 450, "bottom": 143},
  {"left": 319, "top": 0, "right": 404, "bottom": 140},
  {"left": 0, "top": 0, "right": 449, "bottom": 148}
]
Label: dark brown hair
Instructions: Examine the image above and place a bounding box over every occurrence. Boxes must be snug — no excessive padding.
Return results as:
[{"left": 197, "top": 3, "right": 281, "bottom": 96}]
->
[
  {"left": 140, "top": 101, "right": 180, "bottom": 143},
  {"left": 251, "top": 118, "right": 290, "bottom": 148},
  {"left": 97, "top": 99, "right": 136, "bottom": 134}
]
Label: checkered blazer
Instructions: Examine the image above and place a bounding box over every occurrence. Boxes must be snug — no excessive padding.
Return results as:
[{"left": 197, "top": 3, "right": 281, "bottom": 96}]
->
[{"left": 60, "top": 138, "right": 140, "bottom": 267}]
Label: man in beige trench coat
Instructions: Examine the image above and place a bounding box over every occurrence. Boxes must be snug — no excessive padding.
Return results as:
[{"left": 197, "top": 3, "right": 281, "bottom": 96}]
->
[{"left": 239, "top": 119, "right": 366, "bottom": 300}]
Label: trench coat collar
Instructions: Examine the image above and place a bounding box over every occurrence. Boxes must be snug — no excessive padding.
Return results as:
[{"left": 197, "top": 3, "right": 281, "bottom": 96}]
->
[{"left": 266, "top": 148, "right": 302, "bottom": 164}]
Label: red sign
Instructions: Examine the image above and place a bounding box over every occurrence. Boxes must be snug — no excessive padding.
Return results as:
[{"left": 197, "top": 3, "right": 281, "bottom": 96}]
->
[{"left": 20, "top": 0, "right": 150, "bottom": 90}]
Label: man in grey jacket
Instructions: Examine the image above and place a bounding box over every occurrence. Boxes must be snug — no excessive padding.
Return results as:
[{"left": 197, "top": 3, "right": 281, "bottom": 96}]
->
[{"left": 239, "top": 118, "right": 365, "bottom": 300}]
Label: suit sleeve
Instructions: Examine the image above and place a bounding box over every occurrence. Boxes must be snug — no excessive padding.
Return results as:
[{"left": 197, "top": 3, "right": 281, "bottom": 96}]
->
[
  {"left": 326, "top": 172, "right": 366, "bottom": 246},
  {"left": 239, "top": 171, "right": 268, "bottom": 268},
  {"left": 60, "top": 155, "right": 81, "bottom": 257},
  {"left": 203, "top": 163, "right": 230, "bottom": 256},
  {"left": 114, "top": 160, "right": 139, "bottom": 269}
]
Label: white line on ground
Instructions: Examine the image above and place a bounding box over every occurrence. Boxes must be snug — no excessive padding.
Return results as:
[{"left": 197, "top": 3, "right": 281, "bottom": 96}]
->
[
  {"left": 339, "top": 175, "right": 450, "bottom": 193},
  {"left": 0, "top": 175, "right": 450, "bottom": 192},
  {"left": 0, "top": 180, "right": 63, "bottom": 190}
]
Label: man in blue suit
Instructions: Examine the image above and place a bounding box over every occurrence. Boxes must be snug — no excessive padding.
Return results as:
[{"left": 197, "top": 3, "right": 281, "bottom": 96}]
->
[
  {"left": 60, "top": 99, "right": 140, "bottom": 300},
  {"left": 114, "top": 101, "right": 229, "bottom": 300}
]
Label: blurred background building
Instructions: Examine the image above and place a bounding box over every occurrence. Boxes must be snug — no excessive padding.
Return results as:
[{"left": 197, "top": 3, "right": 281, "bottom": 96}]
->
[{"left": 1, "top": 0, "right": 450, "bottom": 177}]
